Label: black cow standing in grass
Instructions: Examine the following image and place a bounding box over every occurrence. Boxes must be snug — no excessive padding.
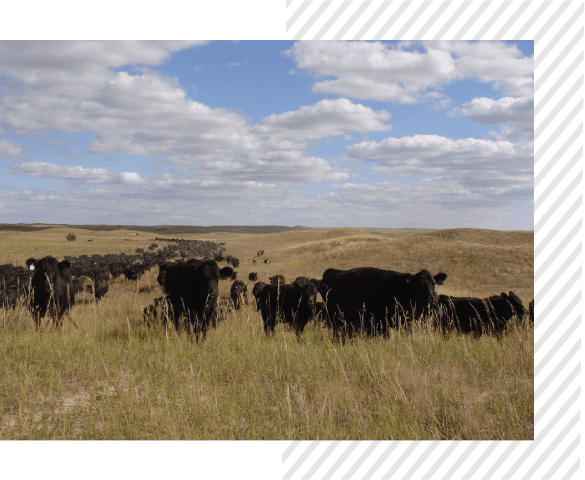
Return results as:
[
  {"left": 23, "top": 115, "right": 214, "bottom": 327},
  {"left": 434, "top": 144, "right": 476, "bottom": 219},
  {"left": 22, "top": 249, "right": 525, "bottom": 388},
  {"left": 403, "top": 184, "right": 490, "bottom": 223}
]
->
[
  {"left": 248, "top": 272, "right": 258, "bottom": 282},
  {"left": 258, "top": 278, "right": 326, "bottom": 338},
  {"left": 94, "top": 279, "right": 109, "bottom": 301},
  {"left": 26, "top": 256, "right": 75, "bottom": 328},
  {"left": 163, "top": 259, "right": 229, "bottom": 339},
  {"left": 438, "top": 292, "right": 527, "bottom": 338},
  {"left": 321, "top": 267, "right": 447, "bottom": 339},
  {"left": 230, "top": 280, "right": 248, "bottom": 310},
  {"left": 252, "top": 281, "right": 266, "bottom": 311}
]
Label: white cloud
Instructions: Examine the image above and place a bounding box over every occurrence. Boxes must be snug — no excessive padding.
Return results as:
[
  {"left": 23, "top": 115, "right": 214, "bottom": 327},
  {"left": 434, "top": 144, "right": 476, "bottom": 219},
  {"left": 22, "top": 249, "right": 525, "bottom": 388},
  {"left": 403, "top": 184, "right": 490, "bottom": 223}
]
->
[
  {"left": 0, "top": 139, "right": 25, "bottom": 159},
  {"left": 251, "top": 98, "right": 391, "bottom": 141},
  {"left": 10, "top": 162, "right": 144, "bottom": 185},
  {"left": 450, "top": 96, "right": 534, "bottom": 140},
  {"left": 283, "top": 40, "right": 533, "bottom": 103}
]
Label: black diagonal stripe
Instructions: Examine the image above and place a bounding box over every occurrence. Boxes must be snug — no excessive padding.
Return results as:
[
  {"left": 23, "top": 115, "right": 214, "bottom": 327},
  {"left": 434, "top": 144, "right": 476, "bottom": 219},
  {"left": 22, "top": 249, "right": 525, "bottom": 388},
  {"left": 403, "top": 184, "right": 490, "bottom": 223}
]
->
[
  {"left": 321, "top": 442, "right": 360, "bottom": 480},
  {"left": 534, "top": 195, "right": 583, "bottom": 262},
  {"left": 421, "top": 442, "right": 460, "bottom": 480},
  {"left": 382, "top": 442, "right": 420, "bottom": 478},
  {"left": 534, "top": 170, "right": 583, "bottom": 230},
  {"left": 534, "top": 348, "right": 581, "bottom": 404},
  {"left": 402, "top": 442, "right": 439, "bottom": 478},
  {"left": 457, "top": 2, "right": 500, "bottom": 39},
  {"left": 539, "top": 242, "right": 583, "bottom": 304},
  {"left": 282, "top": 442, "right": 320, "bottom": 480},
  {"left": 514, "top": 2, "right": 552, "bottom": 38},
  {"left": 534, "top": 146, "right": 583, "bottom": 212},
  {"left": 333, "top": 0, "right": 373, "bottom": 40},
  {"left": 412, "top": 0, "right": 452, "bottom": 38},
  {"left": 395, "top": 0, "right": 433, "bottom": 38},
  {"left": 282, "top": 442, "right": 301, "bottom": 463},
  {"left": 524, "top": 410, "right": 581, "bottom": 478},
  {"left": 354, "top": 0, "right": 392, "bottom": 40},
  {"left": 502, "top": 441, "right": 540, "bottom": 480},
  {"left": 534, "top": 298, "right": 583, "bottom": 358},
  {"left": 492, "top": 0, "right": 532, "bottom": 39},
  {"left": 541, "top": 433, "right": 581, "bottom": 479},
  {"left": 534, "top": 29, "right": 583, "bottom": 118},
  {"left": 302, "top": 441, "right": 341, "bottom": 479},
  {"left": 374, "top": 2, "right": 411, "bottom": 38},
  {"left": 313, "top": 0, "right": 352, "bottom": 40},
  {"left": 534, "top": 122, "right": 583, "bottom": 167},
  {"left": 534, "top": 385, "right": 581, "bottom": 438},
  {"left": 286, "top": 0, "right": 313, "bottom": 32},
  {"left": 362, "top": 442, "right": 400, "bottom": 480},
  {"left": 341, "top": 442, "right": 380, "bottom": 480},
  {"left": 537, "top": 106, "right": 583, "bottom": 162},
  {"left": 460, "top": 442, "right": 500, "bottom": 480},
  {"left": 534, "top": 74, "right": 584, "bottom": 137},
  {"left": 293, "top": 0, "right": 333, "bottom": 40},
  {"left": 481, "top": 442, "right": 520, "bottom": 480},
  {"left": 443, "top": 442, "right": 480, "bottom": 478},
  {"left": 433, "top": 2, "right": 473, "bottom": 40},
  {"left": 532, "top": 0, "right": 574, "bottom": 43},
  {"left": 534, "top": 218, "right": 583, "bottom": 282}
]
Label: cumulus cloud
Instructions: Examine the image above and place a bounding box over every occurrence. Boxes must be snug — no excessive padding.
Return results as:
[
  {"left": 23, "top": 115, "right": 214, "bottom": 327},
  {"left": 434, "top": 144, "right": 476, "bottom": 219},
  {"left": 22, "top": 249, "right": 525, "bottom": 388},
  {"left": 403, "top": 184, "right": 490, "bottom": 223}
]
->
[
  {"left": 283, "top": 40, "right": 533, "bottom": 103},
  {"left": 10, "top": 162, "right": 145, "bottom": 185},
  {"left": 251, "top": 98, "right": 391, "bottom": 141},
  {"left": 0, "top": 139, "right": 25, "bottom": 159},
  {"left": 450, "top": 96, "right": 534, "bottom": 140}
]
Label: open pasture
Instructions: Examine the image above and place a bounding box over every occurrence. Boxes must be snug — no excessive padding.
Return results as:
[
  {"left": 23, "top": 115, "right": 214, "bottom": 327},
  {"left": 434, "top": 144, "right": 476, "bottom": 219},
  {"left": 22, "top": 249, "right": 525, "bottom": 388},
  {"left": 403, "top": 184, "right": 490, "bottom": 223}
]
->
[{"left": 0, "top": 226, "right": 533, "bottom": 440}]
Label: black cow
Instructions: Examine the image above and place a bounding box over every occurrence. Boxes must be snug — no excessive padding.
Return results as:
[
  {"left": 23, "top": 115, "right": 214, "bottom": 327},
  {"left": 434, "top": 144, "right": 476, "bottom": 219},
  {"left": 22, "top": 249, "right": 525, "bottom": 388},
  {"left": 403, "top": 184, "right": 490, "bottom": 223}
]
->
[
  {"left": 270, "top": 275, "right": 285, "bottom": 286},
  {"left": 157, "top": 263, "right": 170, "bottom": 287},
  {"left": 248, "top": 272, "right": 258, "bottom": 282},
  {"left": 252, "top": 281, "right": 266, "bottom": 311},
  {"left": 321, "top": 267, "right": 448, "bottom": 339},
  {"left": 163, "top": 259, "right": 223, "bottom": 339},
  {"left": 438, "top": 292, "right": 527, "bottom": 338},
  {"left": 258, "top": 278, "right": 325, "bottom": 337},
  {"left": 219, "top": 266, "right": 235, "bottom": 280},
  {"left": 0, "top": 285, "right": 23, "bottom": 309},
  {"left": 529, "top": 299, "right": 534, "bottom": 324},
  {"left": 94, "top": 279, "right": 108, "bottom": 301},
  {"left": 230, "top": 280, "right": 248, "bottom": 310},
  {"left": 26, "top": 256, "right": 75, "bottom": 328},
  {"left": 264, "top": 259, "right": 270, "bottom": 264}
]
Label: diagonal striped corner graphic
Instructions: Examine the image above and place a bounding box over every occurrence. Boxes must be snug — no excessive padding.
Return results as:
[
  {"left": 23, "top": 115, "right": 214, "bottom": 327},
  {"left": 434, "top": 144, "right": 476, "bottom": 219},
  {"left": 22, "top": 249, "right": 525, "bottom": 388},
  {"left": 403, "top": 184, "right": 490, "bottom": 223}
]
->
[{"left": 283, "top": 0, "right": 582, "bottom": 479}]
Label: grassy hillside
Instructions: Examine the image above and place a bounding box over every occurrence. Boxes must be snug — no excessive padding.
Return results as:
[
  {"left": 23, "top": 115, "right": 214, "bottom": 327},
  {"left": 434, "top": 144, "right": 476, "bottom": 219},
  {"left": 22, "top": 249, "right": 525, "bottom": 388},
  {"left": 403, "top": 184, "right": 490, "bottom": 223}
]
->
[{"left": 0, "top": 227, "right": 533, "bottom": 440}]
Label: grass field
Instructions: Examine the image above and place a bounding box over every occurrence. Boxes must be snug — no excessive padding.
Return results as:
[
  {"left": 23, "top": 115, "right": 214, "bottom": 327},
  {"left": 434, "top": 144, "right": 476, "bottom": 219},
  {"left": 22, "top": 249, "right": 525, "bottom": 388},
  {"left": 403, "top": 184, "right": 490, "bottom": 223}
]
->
[{"left": 0, "top": 226, "right": 533, "bottom": 440}]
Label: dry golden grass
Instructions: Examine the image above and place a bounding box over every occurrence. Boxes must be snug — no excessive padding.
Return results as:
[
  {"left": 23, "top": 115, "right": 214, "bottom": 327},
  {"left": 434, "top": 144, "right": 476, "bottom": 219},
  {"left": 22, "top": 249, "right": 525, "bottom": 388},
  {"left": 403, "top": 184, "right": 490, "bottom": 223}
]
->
[{"left": 0, "top": 226, "right": 533, "bottom": 440}]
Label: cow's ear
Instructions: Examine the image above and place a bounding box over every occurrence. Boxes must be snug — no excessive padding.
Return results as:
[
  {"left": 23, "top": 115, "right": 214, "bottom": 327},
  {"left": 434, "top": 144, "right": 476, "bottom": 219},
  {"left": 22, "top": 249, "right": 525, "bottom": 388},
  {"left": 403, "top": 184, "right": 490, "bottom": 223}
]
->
[
  {"left": 318, "top": 283, "right": 329, "bottom": 296},
  {"left": 501, "top": 292, "right": 508, "bottom": 299},
  {"left": 26, "top": 258, "right": 36, "bottom": 268},
  {"left": 434, "top": 273, "right": 447, "bottom": 285}
]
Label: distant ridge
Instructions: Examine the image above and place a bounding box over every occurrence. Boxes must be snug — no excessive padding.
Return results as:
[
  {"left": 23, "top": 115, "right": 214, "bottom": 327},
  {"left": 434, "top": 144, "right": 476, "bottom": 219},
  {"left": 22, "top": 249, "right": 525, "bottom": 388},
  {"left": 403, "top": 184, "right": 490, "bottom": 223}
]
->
[{"left": 0, "top": 224, "right": 310, "bottom": 234}]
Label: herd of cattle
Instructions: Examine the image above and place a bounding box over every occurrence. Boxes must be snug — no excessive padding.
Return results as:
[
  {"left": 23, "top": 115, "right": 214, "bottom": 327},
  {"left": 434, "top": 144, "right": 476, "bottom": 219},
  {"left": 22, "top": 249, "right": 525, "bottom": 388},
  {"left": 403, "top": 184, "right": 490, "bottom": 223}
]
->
[{"left": 1, "top": 240, "right": 534, "bottom": 341}]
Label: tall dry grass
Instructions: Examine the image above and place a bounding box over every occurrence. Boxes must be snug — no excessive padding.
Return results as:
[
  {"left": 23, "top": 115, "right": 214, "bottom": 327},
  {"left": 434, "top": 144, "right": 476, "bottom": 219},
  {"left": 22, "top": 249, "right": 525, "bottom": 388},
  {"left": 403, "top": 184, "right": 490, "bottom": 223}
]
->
[{"left": 0, "top": 227, "right": 533, "bottom": 439}]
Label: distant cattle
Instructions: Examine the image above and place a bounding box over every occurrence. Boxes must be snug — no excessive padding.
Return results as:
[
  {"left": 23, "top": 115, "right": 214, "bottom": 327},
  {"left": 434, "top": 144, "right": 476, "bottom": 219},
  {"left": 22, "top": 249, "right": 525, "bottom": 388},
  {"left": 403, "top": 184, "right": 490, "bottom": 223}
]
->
[
  {"left": 529, "top": 299, "right": 534, "bottom": 324},
  {"left": 257, "top": 251, "right": 264, "bottom": 256},
  {"left": 248, "top": 272, "right": 258, "bottom": 282},
  {"left": 163, "top": 259, "right": 224, "bottom": 339},
  {"left": 26, "top": 256, "right": 75, "bottom": 327},
  {"left": 269, "top": 275, "right": 285, "bottom": 286},
  {"left": 263, "top": 259, "right": 270, "bottom": 264},
  {"left": 438, "top": 292, "right": 527, "bottom": 338},
  {"left": 0, "top": 285, "right": 23, "bottom": 309},
  {"left": 258, "top": 278, "right": 326, "bottom": 337},
  {"left": 321, "top": 267, "right": 447, "bottom": 339},
  {"left": 230, "top": 280, "right": 248, "bottom": 310}
]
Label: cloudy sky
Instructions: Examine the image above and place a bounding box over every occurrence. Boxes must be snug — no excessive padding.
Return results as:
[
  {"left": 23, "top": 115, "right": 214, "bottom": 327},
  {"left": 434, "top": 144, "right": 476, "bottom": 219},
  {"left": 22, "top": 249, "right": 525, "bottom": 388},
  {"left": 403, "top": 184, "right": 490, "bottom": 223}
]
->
[{"left": 0, "top": 40, "right": 533, "bottom": 229}]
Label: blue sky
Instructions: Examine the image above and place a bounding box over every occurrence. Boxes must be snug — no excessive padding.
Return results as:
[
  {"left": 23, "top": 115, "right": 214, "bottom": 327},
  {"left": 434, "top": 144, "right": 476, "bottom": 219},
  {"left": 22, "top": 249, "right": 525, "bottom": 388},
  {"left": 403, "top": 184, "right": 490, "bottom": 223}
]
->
[{"left": 0, "top": 40, "right": 533, "bottom": 228}]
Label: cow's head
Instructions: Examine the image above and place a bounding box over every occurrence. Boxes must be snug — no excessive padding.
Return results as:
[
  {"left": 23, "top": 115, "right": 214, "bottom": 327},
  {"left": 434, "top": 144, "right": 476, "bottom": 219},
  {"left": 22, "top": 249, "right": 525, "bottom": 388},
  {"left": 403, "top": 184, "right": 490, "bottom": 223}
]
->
[{"left": 412, "top": 269, "right": 447, "bottom": 314}]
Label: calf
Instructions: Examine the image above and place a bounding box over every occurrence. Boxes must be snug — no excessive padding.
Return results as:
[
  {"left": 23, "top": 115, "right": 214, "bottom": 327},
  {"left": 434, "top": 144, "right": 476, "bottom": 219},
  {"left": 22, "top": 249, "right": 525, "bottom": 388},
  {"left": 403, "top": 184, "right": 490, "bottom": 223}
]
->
[
  {"left": 438, "top": 292, "right": 527, "bottom": 338},
  {"left": 230, "top": 280, "right": 248, "bottom": 310},
  {"left": 26, "top": 256, "right": 75, "bottom": 327}
]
